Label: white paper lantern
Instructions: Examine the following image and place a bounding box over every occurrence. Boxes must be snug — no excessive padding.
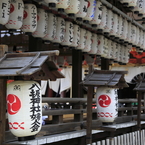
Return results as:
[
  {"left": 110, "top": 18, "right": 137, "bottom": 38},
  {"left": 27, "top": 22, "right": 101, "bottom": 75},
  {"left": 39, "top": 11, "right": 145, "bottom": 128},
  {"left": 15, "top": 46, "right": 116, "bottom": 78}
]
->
[
  {"left": 97, "top": 35, "right": 107, "bottom": 57},
  {"left": 0, "top": 0, "right": 10, "bottom": 25},
  {"left": 53, "top": 17, "right": 65, "bottom": 44},
  {"left": 61, "top": 21, "right": 73, "bottom": 46},
  {"left": 75, "top": 0, "right": 88, "bottom": 21},
  {"left": 120, "top": 46, "right": 126, "bottom": 64},
  {"left": 21, "top": 4, "right": 37, "bottom": 34},
  {"left": 32, "top": 8, "right": 48, "bottom": 38},
  {"left": 131, "top": 24, "right": 137, "bottom": 46},
  {"left": 56, "top": 0, "right": 71, "bottom": 12},
  {"left": 143, "top": 32, "right": 145, "bottom": 51},
  {"left": 96, "top": 87, "right": 118, "bottom": 124},
  {"left": 42, "top": 13, "right": 57, "bottom": 42},
  {"left": 133, "top": 0, "right": 143, "bottom": 15},
  {"left": 120, "top": 18, "right": 128, "bottom": 41},
  {"left": 65, "top": 0, "right": 80, "bottom": 16},
  {"left": 110, "top": 13, "right": 118, "bottom": 38},
  {"left": 116, "top": 44, "right": 121, "bottom": 62},
  {"left": 70, "top": 24, "right": 80, "bottom": 48},
  {"left": 140, "top": 29, "right": 144, "bottom": 49},
  {"left": 83, "top": 0, "right": 96, "bottom": 22},
  {"left": 90, "top": 1, "right": 102, "bottom": 27},
  {"left": 43, "top": 0, "right": 59, "bottom": 7},
  {"left": 103, "top": 9, "right": 113, "bottom": 34},
  {"left": 82, "top": 30, "right": 92, "bottom": 52},
  {"left": 88, "top": 33, "right": 98, "bottom": 55},
  {"left": 5, "top": 0, "right": 24, "bottom": 31},
  {"left": 7, "top": 81, "right": 42, "bottom": 138},
  {"left": 126, "top": 21, "right": 132, "bottom": 44},
  {"left": 76, "top": 28, "right": 86, "bottom": 50},
  {"left": 142, "top": 1, "right": 145, "bottom": 19},
  {"left": 97, "top": 5, "right": 107, "bottom": 32},
  {"left": 135, "top": 27, "right": 140, "bottom": 48},
  {"left": 106, "top": 39, "right": 113, "bottom": 60},
  {"left": 124, "top": 47, "right": 130, "bottom": 64},
  {"left": 117, "top": 16, "right": 123, "bottom": 39}
]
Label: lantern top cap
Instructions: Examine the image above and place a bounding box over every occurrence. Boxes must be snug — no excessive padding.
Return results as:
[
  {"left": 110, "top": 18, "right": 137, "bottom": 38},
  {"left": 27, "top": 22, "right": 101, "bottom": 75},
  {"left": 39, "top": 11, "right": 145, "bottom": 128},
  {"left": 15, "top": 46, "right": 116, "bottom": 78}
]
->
[
  {"left": 0, "top": 50, "right": 64, "bottom": 80},
  {"left": 80, "top": 69, "right": 128, "bottom": 88}
]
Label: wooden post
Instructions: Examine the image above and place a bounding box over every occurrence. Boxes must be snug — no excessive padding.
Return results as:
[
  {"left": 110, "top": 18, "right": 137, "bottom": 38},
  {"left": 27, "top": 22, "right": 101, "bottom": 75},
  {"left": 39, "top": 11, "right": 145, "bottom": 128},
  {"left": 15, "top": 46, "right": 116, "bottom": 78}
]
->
[
  {"left": 0, "top": 78, "right": 7, "bottom": 145},
  {"left": 86, "top": 64, "right": 94, "bottom": 145}
]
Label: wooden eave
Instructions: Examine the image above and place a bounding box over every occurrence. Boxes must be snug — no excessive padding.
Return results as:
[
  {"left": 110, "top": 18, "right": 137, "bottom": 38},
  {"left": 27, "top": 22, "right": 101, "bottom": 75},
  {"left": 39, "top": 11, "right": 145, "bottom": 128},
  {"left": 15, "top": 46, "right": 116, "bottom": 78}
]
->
[
  {"left": 0, "top": 50, "right": 64, "bottom": 80},
  {"left": 81, "top": 70, "right": 129, "bottom": 88}
]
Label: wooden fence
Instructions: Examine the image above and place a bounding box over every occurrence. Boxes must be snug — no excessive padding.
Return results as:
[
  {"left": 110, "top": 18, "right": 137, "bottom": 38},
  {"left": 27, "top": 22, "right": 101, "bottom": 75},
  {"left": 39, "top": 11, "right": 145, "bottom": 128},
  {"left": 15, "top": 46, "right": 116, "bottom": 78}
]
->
[
  {"left": 5, "top": 97, "right": 145, "bottom": 143},
  {"left": 90, "top": 130, "right": 145, "bottom": 145}
]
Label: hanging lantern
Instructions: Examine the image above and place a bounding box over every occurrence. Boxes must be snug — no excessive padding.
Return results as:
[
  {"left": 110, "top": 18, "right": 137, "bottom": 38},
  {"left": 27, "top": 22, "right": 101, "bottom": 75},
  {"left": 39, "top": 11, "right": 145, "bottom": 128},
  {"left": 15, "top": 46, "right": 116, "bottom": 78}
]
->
[
  {"left": 106, "top": 39, "right": 113, "bottom": 60},
  {"left": 61, "top": 21, "right": 73, "bottom": 46},
  {"left": 117, "top": 16, "right": 123, "bottom": 39},
  {"left": 82, "top": 30, "right": 92, "bottom": 53},
  {"left": 128, "top": 0, "right": 137, "bottom": 9},
  {"left": 83, "top": 0, "right": 96, "bottom": 23},
  {"left": 53, "top": 17, "right": 65, "bottom": 44},
  {"left": 103, "top": 9, "right": 113, "bottom": 35},
  {"left": 116, "top": 44, "right": 121, "bottom": 63},
  {"left": 97, "top": 5, "right": 107, "bottom": 32},
  {"left": 56, "top": 0, "right": 71, "bottom": 12},
  {"left": 32, "top": 8, "right": 48, "bottom": 38},
  {"left": 88, "top": 33, "right": 98, "bottom": 55},
  {"left": 142, "top": 1, "right": 145, "bottom": 19},
  {"left": 124, "top": 47, "right": 130, "bottom": 64},
  {"left": 76, "top": 28, "right": 86, "bottom": 50},
  {"left": 96, "top": 87, "right": 118, "bottom": 124},
  {"left": 135, "top": 27, "right": 140, "bottom": 48},
  {"left": 97, "top": 35, "right": 107, "bottom": 58},
  {"left": 65, "top": 0, "right": 80, "bottom": 17},
  {"left": 90, "top": 1, "right": 102, "bottom": 27},
  {"left": 133, "top": 0, "right": 143, "bottom": 15},
  {"left": 42, "top": 13, "right": 57, "bottom": 43},
  {"left": 21, "top": 3, "right": 37, "bottom": 35},
  {"left": 75, "top": 0, "right": 88, "bottom": 21},
  {"left": 70, "top": 24, "right": 80, "bottom": 48},
  {"left": 0, "top": 0, "right": 10, "bottom": 25},
  {"left": 7, "top": 81, "right": 42, "bottom": 139},
  {"left": 5, "top": 0, "right": 24, "bottom": 32},
  {"left": 126, "top": 21, "right": 132, "bottom": 44},
  {"left": 43, "top": 0, "right": 59, "bottom": 7},
  {"left": 131, "top": 24, "right": 137, "bottom": 47},
  {"left": 140, "top": 29, "right": 144, "bottom": 50},
  {"left": 110, "top": 13, "right": 118, "bottom": 38},
  {"left": 120, "top": 18, "right": 128, "bottom": 42}
]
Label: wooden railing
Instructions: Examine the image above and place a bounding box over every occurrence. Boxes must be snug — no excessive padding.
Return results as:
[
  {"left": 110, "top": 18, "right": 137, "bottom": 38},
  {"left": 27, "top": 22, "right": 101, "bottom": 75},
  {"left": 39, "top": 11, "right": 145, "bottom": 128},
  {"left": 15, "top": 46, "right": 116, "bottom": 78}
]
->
[{"left": 5, "top": 97, "right": 145, "bottom": 143}]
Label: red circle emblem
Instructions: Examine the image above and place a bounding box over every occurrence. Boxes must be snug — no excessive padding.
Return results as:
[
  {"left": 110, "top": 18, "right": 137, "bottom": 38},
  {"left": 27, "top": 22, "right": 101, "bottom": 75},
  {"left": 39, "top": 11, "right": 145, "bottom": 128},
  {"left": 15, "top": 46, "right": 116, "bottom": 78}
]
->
[
  {"left": 10, "top": 4, "right": 14, "bottom": 13},
  {"left": 87, "top": 1, "right": 90, "bottom": 8},
  {"left": 98, "top": 95, "right": 111, "bottom": 108},
  {"left": 23, "top": 10, "right": 28, "bottom": 19},
  {"left": 7, "top": 94, "right": 21, "bottom": 115}
]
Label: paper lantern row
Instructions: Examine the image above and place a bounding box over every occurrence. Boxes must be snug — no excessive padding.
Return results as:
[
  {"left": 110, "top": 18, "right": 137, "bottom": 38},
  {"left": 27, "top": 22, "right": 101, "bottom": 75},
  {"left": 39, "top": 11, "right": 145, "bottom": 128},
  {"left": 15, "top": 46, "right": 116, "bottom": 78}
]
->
[{"left": 119, "top": 0, "right": 145, "bottom": 18}]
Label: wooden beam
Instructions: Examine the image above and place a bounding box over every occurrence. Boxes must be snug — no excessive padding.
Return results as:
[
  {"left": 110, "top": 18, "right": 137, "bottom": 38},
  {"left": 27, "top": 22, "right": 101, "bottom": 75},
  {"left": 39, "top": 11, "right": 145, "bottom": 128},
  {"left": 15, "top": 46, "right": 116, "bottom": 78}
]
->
[{"left": 0, "top": 78, "right": 7, "bottom": 145}]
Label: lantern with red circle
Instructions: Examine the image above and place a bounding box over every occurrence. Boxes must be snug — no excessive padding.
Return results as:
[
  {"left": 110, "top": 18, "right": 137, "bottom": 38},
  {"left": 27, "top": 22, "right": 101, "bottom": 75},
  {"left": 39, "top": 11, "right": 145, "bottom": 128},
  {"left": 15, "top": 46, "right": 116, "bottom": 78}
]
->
[
  {"left": 53, "top": 17, "right": 65, "bottom": 44},
  {"left": 82, "top": 30, "right": 92, "bottom": 53},
  {"left": 75, "top": 0, "right": 88, "bottom": 21},
  {"left": 76, "top": 28, "right": 86, "bottom": 50},
  {"left": 61, "top": 21, "right": 74, "bottom": 46},
  {"left": 90, "top": 1, "right": 102, "bottom": 27},
  {"left": 5, "top": 0, "right": 24, "bottom": 32},
  {"left": 42, "top": 13, "right": 57, "bottom": 43},
  {"left": 88, "top": 33, "right": 98, "bottom": 55},
  {"left": 44, "top": 0, "right": 59, "bottom": 7},
  {"left": 70, "top": 24, "right": 80, "bottom": 48},
  {"left": 32, "top": 8, "right": 48, "bottom": 38},
  {"left": 65, "top": 0, "right": 80, "bottom": 17},
  {"left": 83, "top": 0, "right": 96, "bottom": 23},
  {"left": 56, "top": 0, "right": 71, "bottom": 12},
  {"left": 21, "top": 3, "right": 37, "bottom": 35},
  {"left": 0, "top": 0, "right": 10, "bottom": 25},
  {"left": 7, "top": 81, "right": 42, "bottom": 139},
  {"left": 96, "top": 87, "right": 118, "bottom": 124}
]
